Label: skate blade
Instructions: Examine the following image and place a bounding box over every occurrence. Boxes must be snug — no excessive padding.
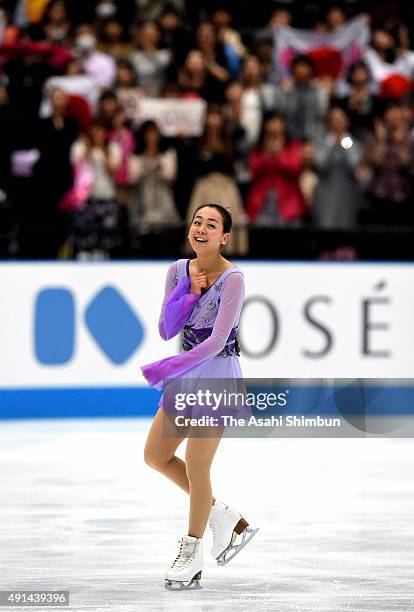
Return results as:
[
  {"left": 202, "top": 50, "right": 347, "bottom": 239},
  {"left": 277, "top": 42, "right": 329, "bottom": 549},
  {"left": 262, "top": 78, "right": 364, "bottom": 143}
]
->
[
  {"left": 216, "top": 526, "right": 259, "bottom": 566},
  {"left": 164, "top": 572, "right": 202, "bottom": 591}
]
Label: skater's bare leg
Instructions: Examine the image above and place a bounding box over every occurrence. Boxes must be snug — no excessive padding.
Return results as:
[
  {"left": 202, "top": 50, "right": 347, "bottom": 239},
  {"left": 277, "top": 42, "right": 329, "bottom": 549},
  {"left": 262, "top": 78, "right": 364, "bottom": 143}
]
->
[
  {"left": 185, "top": 429, "right": 223, "bottom": 538},
  {"left": 144, "top": 408, "right": 218, "bottom": 504},
  {"left": 144, "top": 407, "right": 189, "bottom": 492}
]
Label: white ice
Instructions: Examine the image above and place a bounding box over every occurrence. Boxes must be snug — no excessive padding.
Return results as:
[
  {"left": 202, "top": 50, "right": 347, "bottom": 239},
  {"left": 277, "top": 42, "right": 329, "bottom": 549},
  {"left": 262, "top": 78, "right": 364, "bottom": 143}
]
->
[{"left": 1, "top": 418, "right": 414, "bottom": 611}]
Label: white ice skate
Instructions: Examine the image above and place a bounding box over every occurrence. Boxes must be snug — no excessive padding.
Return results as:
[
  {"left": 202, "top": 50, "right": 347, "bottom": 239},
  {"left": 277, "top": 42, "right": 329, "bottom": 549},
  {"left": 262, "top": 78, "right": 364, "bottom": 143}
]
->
[
  {"left": 208, "top": 501, "right": 259, "bottom": 566},
  {"left": 164, "top": 535, "right": 203, "bottom": 591}
]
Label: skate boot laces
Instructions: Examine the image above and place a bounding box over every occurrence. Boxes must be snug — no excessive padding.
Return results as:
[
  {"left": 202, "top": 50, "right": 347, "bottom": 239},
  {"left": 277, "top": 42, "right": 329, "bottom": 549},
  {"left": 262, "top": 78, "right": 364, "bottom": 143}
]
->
[{"left": 170, "top": 539, "right": 197, "bottom": 570}]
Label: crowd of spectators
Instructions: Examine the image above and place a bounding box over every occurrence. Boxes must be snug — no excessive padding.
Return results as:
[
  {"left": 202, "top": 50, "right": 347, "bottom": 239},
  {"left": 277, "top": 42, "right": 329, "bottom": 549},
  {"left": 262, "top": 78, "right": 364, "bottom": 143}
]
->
[{"left": 1, "top": 0, "right": 414, "bottom": 258}]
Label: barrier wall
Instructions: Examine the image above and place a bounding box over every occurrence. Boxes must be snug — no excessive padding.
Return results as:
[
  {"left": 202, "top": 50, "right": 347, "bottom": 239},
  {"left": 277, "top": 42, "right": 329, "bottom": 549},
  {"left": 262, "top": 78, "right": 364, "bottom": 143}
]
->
[{"left": 0, "top": 261, "right": 412, "bottom": 419}]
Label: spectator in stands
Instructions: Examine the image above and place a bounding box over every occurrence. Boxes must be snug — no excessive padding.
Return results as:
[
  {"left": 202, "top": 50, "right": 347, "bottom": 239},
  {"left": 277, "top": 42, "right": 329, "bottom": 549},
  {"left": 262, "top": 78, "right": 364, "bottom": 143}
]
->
[
  {"left": 194, "top": 103, "right": 233, "bottom": 177},
  {"left": 326, "top": 6, "right": 347, "bottom": 30},
  {"left": 195, "top": 21, "right": 231, "bottom": 84},
  {"left": 363, "top": 102, "right": 414, "bottom": 225},
  {"left": 115, "top": 59, "right": 139, "bottom": 89},
  {"left": 246, "top": 113, "right": 308, "bottom": 227},
  {"left": 70, "top": 121, "right": 121, "bottom": 254},
  {"left": 382, "top": 16, "right": 411, "bottom": 52},
  {"left": 35, "top": 87, "right": 79, "bottom": 204},
  {"left": 365, "top": 26, "right": 414, "bottom": 100},
  {"left": 186, "top": 104, "right": 249, "bottom": 255},
  {"left": 254, "top": 38, "right": 274, "bottom": 82},
  {"left": 114, "top": 60, "right": 145, "bottom": 128},
  {"left": 178, "top": 49, "right": 225, "bottom": 102},
  {"left": 370, "top": 20, "right": 411, "bottom": 64},
  {"left": 109, "top": 106, "right": 136, "bottom": 205},
  {"left": 238, "top": 53, "right": 277, "bottom": 147},
  {"left": 210, "top": 7, "right": 247, "bottom": 77},
  {"left": 74, "top": 23, "right": 116, "bottom": 89},
  {"left": 96, "top": 90, "right": 118, "bottom": 129},
  {"left": 224, "top": 80, "right": 252, "bottom": 200},
  {"left": 2, "top": 26, "right": 56, "bottom": 132},
  {"left": 40, "top": 59, "right": 98, "bottom": 130},
  {"left": 42, "top": 0, "right": 71, "bottom": 45},
  {"left": 128, "top": 120, "right": 181, "bottom": 233},
  {"left": 129, "top": 20, "right": 171, "bottom": 96},
  {"left": 273, "top": 54, "right": 331, "bottom": 141},
  {"left": 312, "top": 106, "right": 362, "bottom": 229},
  {"left": 267, "top": 7, "right": 292, "bottom": 29},
  {"left": 113, "top": 60, "right": 144, "bottom": 126},
  {"left": 97, "top": 18, "right": 131, "bottom": 60},
  {"left": 335, "top": 60, "right": 377, "bottom": 139},
  {"left": 158, "top": 4, "right": 194, "bottom": 72},
  {"left": 32, "top": 87, "right": 79, "bottom": 255}
]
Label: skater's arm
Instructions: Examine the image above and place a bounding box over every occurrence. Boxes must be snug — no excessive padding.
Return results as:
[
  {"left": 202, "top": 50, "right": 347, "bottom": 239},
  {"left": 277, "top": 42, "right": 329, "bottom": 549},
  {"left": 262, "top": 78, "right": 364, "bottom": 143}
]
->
[
  {"left": 159, "top": 263, "right": 201, "bottom": 340},
  {"left": 144, "top": 272, "right": 244, "bottom": 389}
]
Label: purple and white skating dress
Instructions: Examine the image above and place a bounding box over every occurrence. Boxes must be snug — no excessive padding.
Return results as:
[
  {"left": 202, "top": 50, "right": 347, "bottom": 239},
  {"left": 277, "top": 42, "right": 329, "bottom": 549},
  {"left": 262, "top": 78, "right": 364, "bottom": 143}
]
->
[{"left": 141, "top": 258, "right": 248, "bottom": 419}]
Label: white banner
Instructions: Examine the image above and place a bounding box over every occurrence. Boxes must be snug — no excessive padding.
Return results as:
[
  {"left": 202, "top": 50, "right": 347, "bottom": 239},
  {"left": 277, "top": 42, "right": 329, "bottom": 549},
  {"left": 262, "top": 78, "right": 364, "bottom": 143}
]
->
[
  {"left": 0, "top": 262, "right": 412, "bottom": 389},
  {"left": 116, "top": 91, "right": 206, "bottom": 136}
]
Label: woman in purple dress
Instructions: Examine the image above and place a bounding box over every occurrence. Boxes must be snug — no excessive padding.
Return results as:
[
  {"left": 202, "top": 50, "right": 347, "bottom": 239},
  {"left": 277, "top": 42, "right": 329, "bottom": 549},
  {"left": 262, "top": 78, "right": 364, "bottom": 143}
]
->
[{"left": 141, "top": 204, "right": 258, "bottom": 591}]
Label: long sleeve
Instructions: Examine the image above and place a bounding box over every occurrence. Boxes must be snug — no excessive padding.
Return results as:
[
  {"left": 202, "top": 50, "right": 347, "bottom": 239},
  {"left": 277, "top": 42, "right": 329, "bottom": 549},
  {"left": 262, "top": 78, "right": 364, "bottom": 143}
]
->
[
  {"left": 315, "top": 135, "right": 362, "bottom": 174},
  {"left": 314, "top": 86, "right": 329, "bottom": 120},
  {"left": 271, "top": 142, "right": 304, "bottom": 176},
  {"left": 159, "top": 148, "right": 177, "bottom": 182},
  {"left": 128, "top": 154, "right": 144, "bottom": 182},
  {"left": 142, "top": 271, "right": 244, "bottom": 391},
  {"left": 249, "top": 142, "right": 304, "bottom": 179},
  {"left": 158, "top": 262, "right": 201, "bottom": 340}
]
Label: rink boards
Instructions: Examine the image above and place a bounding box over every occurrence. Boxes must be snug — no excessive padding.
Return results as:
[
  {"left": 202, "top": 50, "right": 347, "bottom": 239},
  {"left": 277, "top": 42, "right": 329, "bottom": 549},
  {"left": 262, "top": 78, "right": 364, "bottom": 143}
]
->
[{"left": 0, "top": 261, "right": 413, "bottom": 419}]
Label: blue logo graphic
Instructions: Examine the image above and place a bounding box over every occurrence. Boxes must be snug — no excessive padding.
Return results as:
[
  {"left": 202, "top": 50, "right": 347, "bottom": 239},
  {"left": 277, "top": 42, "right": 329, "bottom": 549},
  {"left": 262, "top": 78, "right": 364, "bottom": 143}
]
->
[
  {"left": 35, "top": 286, "right": 144, "bottom": 365},
  {"left": 85, "top": 287, "right": 144, "bottom": 364},
  {"left": 35, "top": 288, "right": 75, "bottom": 365}
]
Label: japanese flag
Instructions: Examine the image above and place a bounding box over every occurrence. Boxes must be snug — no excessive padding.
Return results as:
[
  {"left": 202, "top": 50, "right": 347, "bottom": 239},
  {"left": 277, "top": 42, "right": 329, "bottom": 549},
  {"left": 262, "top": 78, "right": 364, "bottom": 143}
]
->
[
  {"left": 364, "top": 47, "right": 414, "bottom": 99},
  {"left": 274, "top": 15, "right": 370, "bottom": 80}
]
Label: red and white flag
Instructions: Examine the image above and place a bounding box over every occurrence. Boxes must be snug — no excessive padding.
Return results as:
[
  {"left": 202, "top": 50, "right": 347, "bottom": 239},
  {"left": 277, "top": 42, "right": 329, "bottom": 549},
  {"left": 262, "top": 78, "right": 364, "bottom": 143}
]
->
[
  {"left": 364, "top": 47, "right": 414, "bottom": 99},
  {"left": 274, "top": 15, "right": 370, "bottom": 80}
]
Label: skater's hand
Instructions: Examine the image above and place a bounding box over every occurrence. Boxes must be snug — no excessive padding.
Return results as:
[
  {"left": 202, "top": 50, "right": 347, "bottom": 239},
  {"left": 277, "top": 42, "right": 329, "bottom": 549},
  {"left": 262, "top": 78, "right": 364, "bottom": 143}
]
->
[{"left": 190, "top": 270, "right": 208, "bottom": 294}]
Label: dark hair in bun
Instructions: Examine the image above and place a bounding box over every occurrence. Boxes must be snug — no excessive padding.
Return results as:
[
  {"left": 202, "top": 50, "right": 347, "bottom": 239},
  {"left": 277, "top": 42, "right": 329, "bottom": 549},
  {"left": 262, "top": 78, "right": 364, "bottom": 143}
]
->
[{"left": 192, "top": 203, "right": 232, "bottom": 233}]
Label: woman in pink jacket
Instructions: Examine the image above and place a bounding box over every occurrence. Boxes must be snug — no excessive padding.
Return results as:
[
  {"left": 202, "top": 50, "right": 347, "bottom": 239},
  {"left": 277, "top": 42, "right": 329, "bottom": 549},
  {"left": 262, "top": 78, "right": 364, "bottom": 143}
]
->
[{"left": 246, "top": 114, "right": 308, "bottom": 226}]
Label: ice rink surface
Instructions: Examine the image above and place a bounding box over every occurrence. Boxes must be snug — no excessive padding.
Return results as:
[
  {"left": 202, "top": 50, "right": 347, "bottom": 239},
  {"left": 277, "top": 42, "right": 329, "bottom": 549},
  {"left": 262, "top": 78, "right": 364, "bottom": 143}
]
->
[{"left": 1, "top": 418, "right": 414, "bottom": 612}]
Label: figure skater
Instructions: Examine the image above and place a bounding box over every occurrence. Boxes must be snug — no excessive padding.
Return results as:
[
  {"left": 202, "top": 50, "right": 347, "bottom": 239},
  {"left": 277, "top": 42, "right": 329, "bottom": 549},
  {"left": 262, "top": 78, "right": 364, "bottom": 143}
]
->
[{"left": 141, "top": 203, "right": 259, "bottom": 591}]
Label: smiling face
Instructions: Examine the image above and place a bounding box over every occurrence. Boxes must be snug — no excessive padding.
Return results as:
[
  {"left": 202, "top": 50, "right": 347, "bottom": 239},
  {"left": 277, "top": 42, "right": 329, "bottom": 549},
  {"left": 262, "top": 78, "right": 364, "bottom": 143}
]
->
[{"left": 188, "top": 206, "right": 229, "bottom": 254}]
